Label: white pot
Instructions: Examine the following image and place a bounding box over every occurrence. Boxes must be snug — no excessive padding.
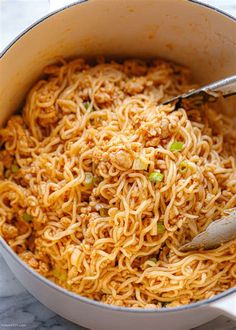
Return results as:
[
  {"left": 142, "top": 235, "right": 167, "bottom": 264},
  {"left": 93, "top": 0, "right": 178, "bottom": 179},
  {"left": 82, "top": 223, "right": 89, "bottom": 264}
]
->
[{"left": 0, "top": 1, "right": 236, "bottom": 329}]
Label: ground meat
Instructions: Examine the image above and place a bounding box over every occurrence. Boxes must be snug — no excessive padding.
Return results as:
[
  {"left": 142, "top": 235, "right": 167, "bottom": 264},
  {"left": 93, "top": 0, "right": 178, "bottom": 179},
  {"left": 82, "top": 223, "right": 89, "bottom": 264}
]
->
[
  {"left": 1, "top": 223, "right": 18, "bottom": 239},
  {"left": 0, "top": 150, "right": 14, "bottom": 169},
  {"left": 124, "top": 77, "right": 146, "bottom": 95},
  {"left": 110, "top": 150, "right": 133, "bottom": 170},
  {"left": 20, "top": 251, "right": 39, "bottom": 268},
  {"left": 159, "top": 118, "right": 171, "bottom": 139}
]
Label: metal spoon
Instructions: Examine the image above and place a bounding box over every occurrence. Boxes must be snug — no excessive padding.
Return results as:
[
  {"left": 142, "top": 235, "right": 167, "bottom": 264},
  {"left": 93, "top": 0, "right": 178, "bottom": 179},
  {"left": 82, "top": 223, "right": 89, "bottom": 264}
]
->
[
  {"left": 162, "top": 75, "right": 236, "bottom": 109},
  {"left": 162, "top": 75, "right": 236, "bottom": 251},
  {"left": 180, "top": 209, "right": 236, "bottom": 252}
]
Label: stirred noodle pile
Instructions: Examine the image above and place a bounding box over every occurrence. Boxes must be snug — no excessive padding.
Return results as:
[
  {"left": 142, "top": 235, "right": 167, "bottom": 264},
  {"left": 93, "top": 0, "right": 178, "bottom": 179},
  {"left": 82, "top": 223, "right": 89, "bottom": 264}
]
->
[{"left": 0, "top": 58, "right": 236, "bottom": 308}]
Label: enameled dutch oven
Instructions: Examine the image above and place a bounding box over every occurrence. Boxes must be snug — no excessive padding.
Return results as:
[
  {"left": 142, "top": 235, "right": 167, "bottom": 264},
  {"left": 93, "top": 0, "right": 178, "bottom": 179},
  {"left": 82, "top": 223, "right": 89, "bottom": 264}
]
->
[{"left": 0, "top": 1, "right": 236, "bottom": 329}]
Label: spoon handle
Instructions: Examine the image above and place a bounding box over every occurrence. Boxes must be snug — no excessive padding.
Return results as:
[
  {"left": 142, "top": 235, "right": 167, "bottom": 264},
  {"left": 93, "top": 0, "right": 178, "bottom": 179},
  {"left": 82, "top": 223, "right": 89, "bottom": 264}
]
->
[
  {"left": 202, "top": 75, "right": 236, "bottom": 97},
  {"left": 162, "top": 75, "right": 236, "bottom": 107}
]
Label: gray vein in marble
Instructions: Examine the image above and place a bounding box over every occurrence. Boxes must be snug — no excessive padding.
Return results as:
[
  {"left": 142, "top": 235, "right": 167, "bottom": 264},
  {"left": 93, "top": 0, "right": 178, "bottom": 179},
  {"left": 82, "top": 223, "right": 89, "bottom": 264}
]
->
[{"left": 0, "top": 256, "right": 86, "bottom": 330}]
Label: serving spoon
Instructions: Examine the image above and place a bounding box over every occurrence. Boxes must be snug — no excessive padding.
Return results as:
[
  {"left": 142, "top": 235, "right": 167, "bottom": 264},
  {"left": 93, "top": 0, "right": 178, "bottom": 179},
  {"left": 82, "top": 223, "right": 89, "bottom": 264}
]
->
[
  {"left": 162, "top": 75, "right": 236, "bottom": 109},
  {"left": 162, "top": 75, "right": 236, "bottom": 251},
  {"left": 180, "top": 209, "right": 236, "bottom": 252}
]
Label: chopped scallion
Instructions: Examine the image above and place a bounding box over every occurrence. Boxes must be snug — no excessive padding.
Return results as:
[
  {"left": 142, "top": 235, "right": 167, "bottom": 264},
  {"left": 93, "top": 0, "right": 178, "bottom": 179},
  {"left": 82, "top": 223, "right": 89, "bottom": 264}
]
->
[
  {"left": 150, "top": 257, "right": 157, "bottom": 263},
  {"left": 83, "top": 102, "right": 90, "bottom": 110},
  {"left": 83, "top": 172, "right": 94, "bottom": 188},
  {"left": 179, "top": 161, "right": 188, "bottom": 173},
  {"left": 170, "top": 141, "right": 184, "bottom": 152},
  {"left": 22, "top": 213, "right": 33, "bottom": 222},
  {"left": 148, "top": 172, "right": 163, "bottom": 183},
  {"left": 157, "top": 223, "right": 165, "bottom": 234},
  {"left": 11, "top": 164, "right": 19, "bottom": 173},
  {"left": 133, "top": 157, "right": 148, "bottom": 170},
  {"left": 67, "top": 283, "right": 72, "bottom": 290},
  {"left": 52, "top": 269, "right": 67, "bottom": 281}
]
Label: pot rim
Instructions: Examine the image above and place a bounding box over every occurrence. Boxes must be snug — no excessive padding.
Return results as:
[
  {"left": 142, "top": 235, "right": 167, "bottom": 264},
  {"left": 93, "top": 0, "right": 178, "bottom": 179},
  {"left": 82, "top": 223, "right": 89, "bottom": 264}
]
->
[
  {"left": 1, "top": 235, "right": 236, "bottom": 313},
  {"left": 1, "top": 0, "right": 236, "bottom": 59},
  {"left": 0, "top": 0, "right": 235, "bottom": 314}
]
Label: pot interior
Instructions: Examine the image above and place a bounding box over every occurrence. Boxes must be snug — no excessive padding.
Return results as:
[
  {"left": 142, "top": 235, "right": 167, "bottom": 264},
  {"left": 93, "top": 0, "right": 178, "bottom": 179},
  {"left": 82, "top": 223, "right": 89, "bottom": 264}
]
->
[{"left": 0, "top": 0, "right": 236, "bottom": 125}]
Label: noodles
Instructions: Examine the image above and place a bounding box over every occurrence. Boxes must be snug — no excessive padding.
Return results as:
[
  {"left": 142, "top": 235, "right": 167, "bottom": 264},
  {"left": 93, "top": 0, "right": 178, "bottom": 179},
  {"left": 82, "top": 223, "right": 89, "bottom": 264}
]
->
[{"left": 0, "top": 57, "right": 236, "bottom": 308}]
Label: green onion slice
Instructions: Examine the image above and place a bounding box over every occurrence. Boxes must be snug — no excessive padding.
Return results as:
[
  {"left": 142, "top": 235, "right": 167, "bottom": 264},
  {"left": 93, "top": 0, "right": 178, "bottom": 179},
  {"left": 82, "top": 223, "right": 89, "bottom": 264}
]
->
[
  {"left": 52, "top": 268, "right": 67, "bottom": 281},
  {"left": 150, "top": 257, "right": 157, "bottom": 263},
  {"left": 11, "top": 164, "right": 19, "bottom": 173},
  {"left": 83, "top": 102, "right": 90, "bottom": 110},
  {"left": 83, "top": 172, "right": 94, "bottom": 188},
  {"left": 179, "top": 161, "right": 188, "bottom": 173},
  {"left": 133, "top": 157, "right": 148, "bottom": 170},
  {"left": 170, "top": 141, "right": 184, "bottom": 152},
  {"left": 22, "top": 213, "right": 33, "bottom": 222},
  {"left": 157, "top": 223, "right": 165, "bottom": 234},
  {"left": 148, "top": 172, "right": 163, "bottom": 183}
]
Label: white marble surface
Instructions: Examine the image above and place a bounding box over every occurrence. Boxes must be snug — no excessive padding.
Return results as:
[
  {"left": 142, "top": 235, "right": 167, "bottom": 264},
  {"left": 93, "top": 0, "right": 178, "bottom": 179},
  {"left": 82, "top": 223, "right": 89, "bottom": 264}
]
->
[{"left": 0, "top": 1, "right": 236, "bottom": 329}]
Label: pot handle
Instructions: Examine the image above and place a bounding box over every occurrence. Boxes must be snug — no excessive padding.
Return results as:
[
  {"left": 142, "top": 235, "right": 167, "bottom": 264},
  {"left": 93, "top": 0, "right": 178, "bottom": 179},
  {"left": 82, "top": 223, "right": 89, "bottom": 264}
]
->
[{"left": 210, "top": 292, "right": 236, "bottom": 320}]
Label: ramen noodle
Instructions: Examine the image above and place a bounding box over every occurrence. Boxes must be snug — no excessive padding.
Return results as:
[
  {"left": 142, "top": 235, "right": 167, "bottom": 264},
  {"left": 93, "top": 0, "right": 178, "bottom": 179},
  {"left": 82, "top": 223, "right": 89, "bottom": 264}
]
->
[{"left": 0, "top": 58, "right": 236, "bottom": 308}]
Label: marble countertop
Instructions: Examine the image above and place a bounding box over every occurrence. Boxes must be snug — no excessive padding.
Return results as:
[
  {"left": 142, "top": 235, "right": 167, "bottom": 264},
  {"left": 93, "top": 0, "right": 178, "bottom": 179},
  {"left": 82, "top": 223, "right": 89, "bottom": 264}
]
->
[{"left": 0, "top": 1, "right": 236, "bottom": 329}]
